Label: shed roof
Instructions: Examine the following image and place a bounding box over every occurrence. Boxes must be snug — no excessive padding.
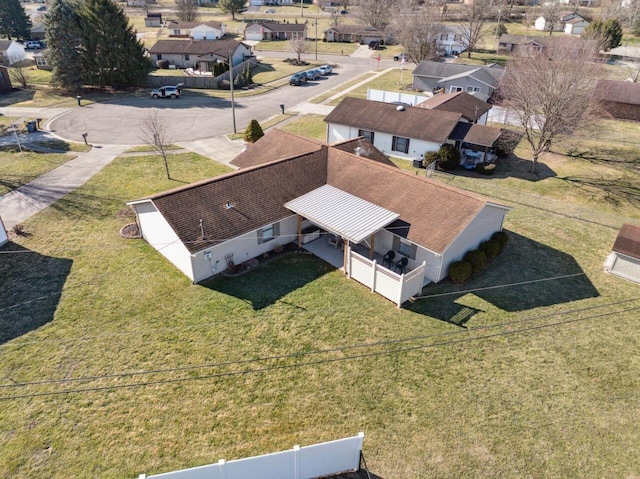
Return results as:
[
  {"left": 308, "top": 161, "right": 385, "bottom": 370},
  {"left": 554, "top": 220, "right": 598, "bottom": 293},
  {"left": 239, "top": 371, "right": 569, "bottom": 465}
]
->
[
  {"left": 285, "top": 184, "right": 399, "bottom": 243},
  {"left": 597, "top": 79, "right": 640, "bottom": 106},
  {"left": 324, "top": 97, "right": 461, "bottom": 144},
  {"left": 449, "top": 122, "right": 502, "bottom": 147},
  {"left": 612, "top": 223, "right": 640, "bottom": 259}
]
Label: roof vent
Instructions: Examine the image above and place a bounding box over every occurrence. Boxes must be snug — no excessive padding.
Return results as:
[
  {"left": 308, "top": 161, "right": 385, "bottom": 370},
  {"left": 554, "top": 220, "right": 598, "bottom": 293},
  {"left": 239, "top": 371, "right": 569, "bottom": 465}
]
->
[
  {"left": 225, "top": 201, "right": 233, "bottom": 210},
  {"left": 396, "top": 105, "right": 405, "bottom": 111},
  {"left": 354, "top": 147, "right": 362, "bottom": 156}
]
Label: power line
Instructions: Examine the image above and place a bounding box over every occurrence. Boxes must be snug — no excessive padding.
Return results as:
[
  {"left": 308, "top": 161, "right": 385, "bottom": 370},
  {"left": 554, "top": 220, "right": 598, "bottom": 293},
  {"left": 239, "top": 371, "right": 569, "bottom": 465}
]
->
[{"left": 2, "top": 303, "right": 637, "bottom": 401}]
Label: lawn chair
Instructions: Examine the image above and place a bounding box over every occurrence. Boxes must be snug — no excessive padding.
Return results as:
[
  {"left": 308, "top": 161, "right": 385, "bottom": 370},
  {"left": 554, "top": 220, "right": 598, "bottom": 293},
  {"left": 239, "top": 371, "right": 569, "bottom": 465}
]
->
[
  {"left": 395, "top": 256, "right": 408, "bottom": 274},
  {"left": 383, "top": 250, "right": 395, "bottom": 268}
]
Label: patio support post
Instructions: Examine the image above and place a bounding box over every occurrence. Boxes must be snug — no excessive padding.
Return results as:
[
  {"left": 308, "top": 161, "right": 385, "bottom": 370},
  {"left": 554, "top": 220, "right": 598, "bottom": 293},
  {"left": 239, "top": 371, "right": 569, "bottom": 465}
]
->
[
  {"left": 297, "top": 215, "right": 302, "bottom": 247},
  {"left": 369, "top": 234, "right": 375, "bottom": 259},
  {"left": 371, "top": 260, "right": 377, "bottom": 292},
  {"left": 344, "top": 239, "right": 350, "bottom": 277},
  {"left": 484, "top": 145, "right": 489, "bottom": 160}
]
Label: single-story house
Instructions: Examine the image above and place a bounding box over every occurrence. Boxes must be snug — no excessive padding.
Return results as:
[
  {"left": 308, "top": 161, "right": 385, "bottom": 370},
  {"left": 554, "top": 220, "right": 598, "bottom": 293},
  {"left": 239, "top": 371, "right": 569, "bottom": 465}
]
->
[
  {"left": 0, "top": 65, "right": 12, "bottom": 93},
  {"left": 324, "top": 96, "right": 502, "bottom": 165},
  {"left": 605, "top": 223, "right": 640, "bottom": 284},
  {"left": 324, "top": 24, "right": 385, "bottom": 44},
  {"left": 534, "top": 12, "right": 588, "bottom": 35},
  {"left": 128, "top": 130, "right": 510, "bottom": 305},
  {"left": 244, "top": 21, "right": 306, "bottom": 41},
  {"left": 412, "top": 61, "right": 504, "bottom": 102},
  {"left": 0, "top": 40, "right": 26, "bottom": 66},
  {"left": 145, "top": 13, "right": 163, "bottom": 27},
  {"left": 30, "top": 23, "right": 46, "bottom": 41},
  {"left": 596, "top": 79, "right": 640, "bottom": 121},
  {"left": 436, "top": 26, "right": 467, "bottom": 56},
  {"left": 497, "top": 34, "right": 548, "bottom": 55},
  {"left": 250, "top": 0, "right": 293, "bottom": 5},
  {"left": 167, "top": 21, "right": 226, "bottom": 40},
  {"left": 33, "top": 50, "right": 50, "bottom": 70},
  {"left": 416, "top": 91, "right": 491, "bottom": 124},
  {"left": 148, "top": 39, "right": 251, "bottom": 69}
]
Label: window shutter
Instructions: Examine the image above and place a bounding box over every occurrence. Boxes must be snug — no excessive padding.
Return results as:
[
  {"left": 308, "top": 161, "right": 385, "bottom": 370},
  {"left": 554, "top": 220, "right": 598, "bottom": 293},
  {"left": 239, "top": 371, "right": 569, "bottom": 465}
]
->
[
  {"left": 274, "top": 223, "right": 280, "bottom": 236},
  {"left": 392, "top": 136, "right": 397, "bottom": 151},
  {"left": 404, "top": 139, "right": 410, "bottom": 154},
  {"left": 257, "top": 228, "right": 263, "bottom": 244},
  {"left": 410, "top": 243, "right": 417, "bottom": 260},
  {"left": 392, "top": 236, "right": 400, "bottom": 251}
]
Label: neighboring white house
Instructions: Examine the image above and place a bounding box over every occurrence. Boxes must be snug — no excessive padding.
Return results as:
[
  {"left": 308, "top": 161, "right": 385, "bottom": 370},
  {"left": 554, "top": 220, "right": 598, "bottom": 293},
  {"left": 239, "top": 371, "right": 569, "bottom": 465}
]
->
[
  {"left": 0, "top": 40, "right": 26, "bottom": 66},
  {"left": 564, "top": 16, "right": 589, "bottom": 35},
  {"left": 244, "top": 21, "right": 306, "bottom": 41},
  {"left": 437, "top": 26, "right": 467, "bottom": 56},
  {"left": 324, "top": 96, "right": 502, "bottom": 164},
  {"left": 249, "top": 0, "right": 293, "bottom": 5},
  {"left": 605, "top": 223, "right": 640, "bottom": 284},
  {"left": 416, "top": 91, "right": 492, "bottom": 125},
  {"left": 535, "top": 12, "right": 588, "bottom": 35},
  {"left": 128, "top": 129, "right": 510, "bottom": 305},
  {"left": 148, "top": 39, "right": 251, "bottom": 69},
  {"left": 412, "top": 61, "right": 504, "bottom": 102},
  {"left": 166, "top": 21, "right": 226, "bottom": 40}
]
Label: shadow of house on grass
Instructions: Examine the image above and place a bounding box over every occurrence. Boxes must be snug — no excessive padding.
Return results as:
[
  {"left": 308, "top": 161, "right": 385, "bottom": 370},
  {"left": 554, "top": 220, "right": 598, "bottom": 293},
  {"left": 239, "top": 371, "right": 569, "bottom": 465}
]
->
[
  {"left": 201, "top": 253, "right": 334, "bottom": 310},
  {"left": 0, "top": 242, "right": 73, "bottom": 345},
  {"left": 408, "top": 231, "right": 599, "bottom": 324}
]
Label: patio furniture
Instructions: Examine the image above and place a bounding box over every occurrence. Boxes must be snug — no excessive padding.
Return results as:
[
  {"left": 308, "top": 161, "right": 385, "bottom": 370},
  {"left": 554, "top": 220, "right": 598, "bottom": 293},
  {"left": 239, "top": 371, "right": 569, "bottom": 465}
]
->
[
  {"left": 328, "top": 234, "right": 342, "bottom": 249},
  {"left": 395, "top": 256, "right": 408, "bottom": 274},
  {"left": 383, "top": 250, "right": 395, "bottom": 268}
]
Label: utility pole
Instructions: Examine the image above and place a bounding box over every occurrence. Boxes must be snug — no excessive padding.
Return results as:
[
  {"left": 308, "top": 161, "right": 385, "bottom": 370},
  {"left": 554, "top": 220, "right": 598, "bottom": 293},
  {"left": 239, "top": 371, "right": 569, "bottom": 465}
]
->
[
  {"left": 229, "top": 51, "right": 237, "bottom": 134},
  {"left": 315, "top": 21, "right": 318, "bottom": 60}
]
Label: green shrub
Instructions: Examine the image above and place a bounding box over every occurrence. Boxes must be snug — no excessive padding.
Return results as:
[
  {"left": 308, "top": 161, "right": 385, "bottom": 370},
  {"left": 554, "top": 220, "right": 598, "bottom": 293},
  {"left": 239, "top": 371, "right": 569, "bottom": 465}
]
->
[
  {"left": 491, "top": 231, "right": 509, "bottom": 250},
  {"left": 156, "top": 59, "right": 169, "bottom": 69},
  {"left": 423, "top": 151, "right": 439, "bottom": 167},
  {"left": 495, "top": 23, "right": 508, "bottom": 37},
  {"left": 438, "top": 144, "right": 460, "bottom": 170},
  {"left": 480, "top": 239, "right": 500, "bottom": 261},
  {"left": 244, "top": 119, "right": 264, "bottom": 143},
  {"left": 464, "top": 249, "right": 487, "bottom": 275},
  {"left": 449, "top": 260, "right": 472, "bottom": 283}
]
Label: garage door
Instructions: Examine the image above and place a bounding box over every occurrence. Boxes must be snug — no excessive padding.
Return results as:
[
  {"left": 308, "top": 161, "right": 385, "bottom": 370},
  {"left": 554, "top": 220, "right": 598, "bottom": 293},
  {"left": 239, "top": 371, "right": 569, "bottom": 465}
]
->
[
  {"left": 245, "top": 31, "right": 263, "bottom": 41},
  {"left": 610, "top": 254, "right": 640, "bottom": 284}
]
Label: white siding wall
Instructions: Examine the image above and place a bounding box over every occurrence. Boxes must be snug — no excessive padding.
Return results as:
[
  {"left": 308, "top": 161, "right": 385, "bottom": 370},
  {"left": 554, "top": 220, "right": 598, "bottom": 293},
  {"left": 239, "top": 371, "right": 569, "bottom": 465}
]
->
[
  {"left": 191, "top": 25, "right": 224, "bottom": 40},
  {"left": 134, "top": 202, "right": 195, "bottom": 281},
  {"left": 190, "top": 215, "right": 299, "bottom": 283},
  {"left": 327, "top": 123, "right": 441, "bottom": 159},
  {"left": 440, "top": 204, "right": 509, "bottom": 279},
  {"left": 610, "top": 254, "right": 640, "bottom": 284}
]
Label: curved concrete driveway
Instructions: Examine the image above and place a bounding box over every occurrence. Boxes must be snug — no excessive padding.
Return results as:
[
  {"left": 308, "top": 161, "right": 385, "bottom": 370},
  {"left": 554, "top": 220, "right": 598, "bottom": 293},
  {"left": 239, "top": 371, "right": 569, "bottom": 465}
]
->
[{"left": 48, "top": 59, "right": 382, "bottom": 145}]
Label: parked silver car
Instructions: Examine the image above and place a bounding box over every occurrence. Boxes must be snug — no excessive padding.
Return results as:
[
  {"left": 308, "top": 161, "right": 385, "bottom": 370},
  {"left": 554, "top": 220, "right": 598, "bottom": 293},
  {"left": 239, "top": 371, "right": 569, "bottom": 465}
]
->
[
  {"left": 317, "top": 64, "right": 333, "bottom": 75},
  {"left": 150, "top": 84, "right": 182, "bottom": 99}
]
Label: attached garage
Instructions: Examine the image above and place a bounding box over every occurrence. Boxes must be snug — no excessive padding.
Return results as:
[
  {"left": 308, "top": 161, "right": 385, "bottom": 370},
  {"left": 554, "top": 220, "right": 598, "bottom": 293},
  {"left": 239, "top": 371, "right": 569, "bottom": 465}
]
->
[{"left": 605, "top": 223, "right": 640, "bottom": 284}]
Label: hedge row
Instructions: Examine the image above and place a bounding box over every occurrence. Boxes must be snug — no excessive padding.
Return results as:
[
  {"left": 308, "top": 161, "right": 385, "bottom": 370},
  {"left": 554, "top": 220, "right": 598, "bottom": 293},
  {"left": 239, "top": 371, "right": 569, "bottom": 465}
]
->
[{"left": 449, "top": 231, "right": 509, "bottom": 283}]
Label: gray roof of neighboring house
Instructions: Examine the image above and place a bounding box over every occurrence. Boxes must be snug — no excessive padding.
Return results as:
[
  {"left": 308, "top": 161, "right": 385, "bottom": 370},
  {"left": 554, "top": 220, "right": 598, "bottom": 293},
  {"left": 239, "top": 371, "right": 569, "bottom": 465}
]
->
[
  {"left": 497, "top": 34, "right": 550, "bottom": 46},
  {"left": 412, "top": 61, "right": 504, "bottom": 85},
  {"left": 0, "top": 40, "right": 15, "bottom": 51},
  {"left": 597, "top": 79, "right": 640, "bottom": 106},
  {"left": 167, "top": 21, "right": 224, "bottom": 30},
  {"left": 148, "top": 39, "right": 247, "bottom": 56},
  {"left": 324, "top": 97, "right": 461, "bottom": 144},
  {"left": 612, "top": 223, "right": 640, "bottom": 259},
  {"left": 449, "top": 122, "right": 502, "bottom": 147},
  {"left": 417, "top": 91, "right": 492, "bottom": 122},
  {"left": 248, "top": 21, "right": 306, "bottom": 33}
]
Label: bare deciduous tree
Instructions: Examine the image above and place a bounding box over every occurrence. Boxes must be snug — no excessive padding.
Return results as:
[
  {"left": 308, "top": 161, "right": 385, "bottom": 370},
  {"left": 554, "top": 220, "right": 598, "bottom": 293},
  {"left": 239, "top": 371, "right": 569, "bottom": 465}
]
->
[
  {"left": 330, "top": 9, "right": 342, "bottom": 27},
  {"left": 391, "top": 4, "right": 443, "bottom": 63},
  {"left": 355, "top": 0, "right": 392, "bottom": 28},
  {"left": 499, "top": 38, "right": 603, "bottom": 173},
  {"left": 140, "top": 111, "right": 173, "bottom": 180},
  {"left": 538, "top": 2, "right": 564, "bottom": 36},
  {"left": 175, "top": 0, "right": 200, "bottom": 22},
  {"left": 288, "top": 37, "right": 309, "bottom": 63},
  {"left": 8, "top": 58, "right": 28, "bottom": 88},
  {"left": 458, "top": 0, "right": 494, "bottom": 58}
]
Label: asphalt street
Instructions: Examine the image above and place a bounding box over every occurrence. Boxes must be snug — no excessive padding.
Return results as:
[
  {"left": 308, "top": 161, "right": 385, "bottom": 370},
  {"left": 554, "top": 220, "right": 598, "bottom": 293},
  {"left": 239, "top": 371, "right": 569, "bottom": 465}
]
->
[{"left": 48, "top": 56, "right": 397, "bottom": 145}]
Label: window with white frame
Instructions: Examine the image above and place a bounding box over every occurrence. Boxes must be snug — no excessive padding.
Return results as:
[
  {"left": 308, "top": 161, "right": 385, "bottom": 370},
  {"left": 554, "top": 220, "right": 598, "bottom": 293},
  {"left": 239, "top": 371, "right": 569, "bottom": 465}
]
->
[
  {"left": 449, "top": 86, "right": 463, "bottom": 93},
  {"left": 35, "top": 56, "right": 46, "bottom": 66},
  {"left": 358, "top": 129, "right": 375, "bottom": 143},
  {"left": 392, "top": 136, "right": 410, "bottom": 154},
  {"left": 466, "top": 85, "right": 480, "bottom": 93},
  {"left": 258, "top": 223, "right": 280, "bottom": 244}
]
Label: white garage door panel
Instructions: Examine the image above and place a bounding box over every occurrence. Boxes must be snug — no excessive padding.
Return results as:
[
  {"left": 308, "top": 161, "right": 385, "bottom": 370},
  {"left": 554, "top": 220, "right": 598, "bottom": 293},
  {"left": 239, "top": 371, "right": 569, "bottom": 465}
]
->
[{"left": 611, "top": 254, "right": 640, "bottom": 284}]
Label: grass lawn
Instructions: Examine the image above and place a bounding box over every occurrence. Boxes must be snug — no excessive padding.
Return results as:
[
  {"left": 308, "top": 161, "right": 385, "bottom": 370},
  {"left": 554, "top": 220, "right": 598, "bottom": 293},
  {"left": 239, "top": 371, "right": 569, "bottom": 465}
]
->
[
  {"left": 255, "top": 39, "right": 359, "bottom": 56},
  {"left": 279, "top": 113, "right": 326, "bottom": 140},
  {"left": 124, "top": 144, "right": 183, "bottom": 153},
  {"left": 0, "top": 146, "right": 76, "bottom": 196},
  {"left": 325, "top": 69, "right": 411, "bottom": 106},
  {"left": 226, "top": 113, "right": 295, "bottom": 140},
  {"left": 251, "top": 58, "right": 315, "bottom": 84}
]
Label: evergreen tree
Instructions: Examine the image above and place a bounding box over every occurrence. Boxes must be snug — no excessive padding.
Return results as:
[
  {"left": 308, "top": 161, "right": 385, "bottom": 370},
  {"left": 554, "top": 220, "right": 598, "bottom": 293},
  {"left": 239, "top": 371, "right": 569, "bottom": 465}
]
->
[
  {"left": 582, "top": 18, "right": 623, "bottom": 51},
  {"left": 79, "top": 0, "right": 148, "bottom": 88},
  {"left": 243, "top": 119, "right": 264, "bottom": 143},
  {"left": 45, "top": 0, "right": 83, "bottom": 89},
  {"left": 219, "top": 0, "right": 246, "bottom": 20},
  {"left": 0, "top": 0, "right": 32, "bottom": 41}
]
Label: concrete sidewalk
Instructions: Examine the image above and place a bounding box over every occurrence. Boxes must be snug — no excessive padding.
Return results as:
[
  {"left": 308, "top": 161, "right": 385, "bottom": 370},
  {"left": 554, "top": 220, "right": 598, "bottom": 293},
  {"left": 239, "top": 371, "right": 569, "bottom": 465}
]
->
[
  {"left": 0, "top": 144, "right": 127, "bottom": 228},
  {"left": 176, "top": 135, "right": 246, "bottom": 168}
]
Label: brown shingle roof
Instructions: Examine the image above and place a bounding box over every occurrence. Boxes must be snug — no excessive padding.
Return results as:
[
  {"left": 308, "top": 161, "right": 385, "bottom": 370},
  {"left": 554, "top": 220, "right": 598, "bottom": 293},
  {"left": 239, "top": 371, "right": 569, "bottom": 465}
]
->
[
  {"left": 498, "top": 34, "right": 550, "bottom": 46},
  {"left": 167, "top": 21, "right": 224, "bottom": 30},
  {"left": 252, "top": 21, "right": 306, "bottom": 33},
  {"left": 330, "top": 137, "right": 396, "bottom": 166},
  {"left": 597, "top": 80, "right": 640, "bottom": 106},
  {"left": 326, "top": 149, "right": 498, "bottom": 253},
  {"left": 146, "top": 150, "right": 328, "bottom": 253},
  {"left": 612, "top": 223, "right": 640, "bottom": 259},
  {"left": 136, "top": 140, "right": 508, "bottom": 255},
  {"left": 324, "top": 97, "right": 461, "bottom": 144},
  {"left": 417, "top": 92, "right": 492, "bottom": 122},
  {"left": 148, "top": 39, "right": 245, "bottom": 56},
  {"left": 231, "top": 130, "right": 323, "bottom": 169},
  {"left": 324, "top": 24, "right": 384, "bottom": 36},
  {"left": 450, "top": 122, "right": 502, "bottom": 147}
]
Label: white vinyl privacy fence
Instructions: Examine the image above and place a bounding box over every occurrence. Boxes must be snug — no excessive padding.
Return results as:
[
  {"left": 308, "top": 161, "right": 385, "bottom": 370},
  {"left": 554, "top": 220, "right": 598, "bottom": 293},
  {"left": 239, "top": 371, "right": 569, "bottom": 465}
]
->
[
  {"left": 139, "top": 433, "right": 364, "bottom": 479},
  {"left": 367, "top": 88, "right": 430, "bottom": 106},
  {"left": 348, "top": 250, "right": 425, "bottom": 307}
]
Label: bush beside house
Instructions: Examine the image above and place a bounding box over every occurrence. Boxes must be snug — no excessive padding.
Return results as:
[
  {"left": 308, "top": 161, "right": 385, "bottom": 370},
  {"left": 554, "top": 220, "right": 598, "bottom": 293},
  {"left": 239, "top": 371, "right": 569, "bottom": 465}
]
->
[{"left": 448, "top": 231, "right": 510, "bottom": 283}]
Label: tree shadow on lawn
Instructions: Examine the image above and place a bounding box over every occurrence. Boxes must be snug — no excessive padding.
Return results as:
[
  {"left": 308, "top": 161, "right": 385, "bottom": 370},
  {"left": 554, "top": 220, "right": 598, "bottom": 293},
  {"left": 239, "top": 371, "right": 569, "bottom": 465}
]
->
[
  {"left": 408, "top": 231, "right": 599, "bottom": 324},
  {"left": 200, "top": 253, "right": 334, "bottom": 310},
  {"left": 0, "top": 242, "right": 73, "bottom": 344},
  {"left": 557, "top": 176, "right": 640, "bottom": 209},
  {"left": 446, "top": 154, "right": 557, "bottom": 183}
]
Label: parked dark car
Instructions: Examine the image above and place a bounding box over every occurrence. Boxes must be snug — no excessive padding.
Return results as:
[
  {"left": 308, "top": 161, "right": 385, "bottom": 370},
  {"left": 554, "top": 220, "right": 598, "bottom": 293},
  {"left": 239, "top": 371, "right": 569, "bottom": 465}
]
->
[
  {"left": 368, "top": 41, "right": 380, "bottom": 50},
  {"left": 289, "top": 72, "right": 308, "bottom": 86}
]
